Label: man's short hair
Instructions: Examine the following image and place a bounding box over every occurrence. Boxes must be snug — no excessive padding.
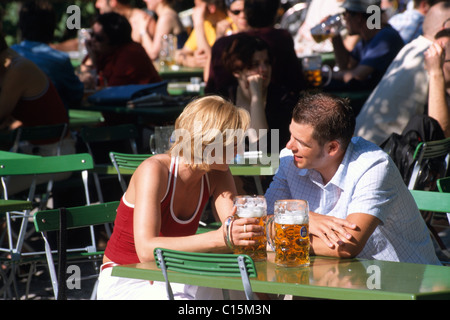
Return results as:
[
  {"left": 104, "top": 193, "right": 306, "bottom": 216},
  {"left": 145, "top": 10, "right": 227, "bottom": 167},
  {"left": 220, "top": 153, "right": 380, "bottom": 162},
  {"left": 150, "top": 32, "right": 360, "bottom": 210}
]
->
[
  {"left": 292, "top": 92, "right": 355, "bottom": 149},
  {"left": 95, "top": 12, "right": 132, "bottom": 46}
]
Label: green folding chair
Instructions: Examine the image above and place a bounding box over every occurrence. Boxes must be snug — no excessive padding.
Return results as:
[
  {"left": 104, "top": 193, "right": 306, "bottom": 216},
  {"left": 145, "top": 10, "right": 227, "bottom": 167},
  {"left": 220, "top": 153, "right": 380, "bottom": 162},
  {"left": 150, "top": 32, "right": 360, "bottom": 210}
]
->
[
  {"left": 154, "top": 248, "right": 257, "bottom": 300},
  {"left": 0, "top": 153, "right": 94, "bottom": 298},
  {"left": 437, "top": 176, "right": 450, "bottom": 238},
  {"left": 109, "top": 151, "right": 151, "bottom": 192},
  {"left": 410, "top": 189, "right": 450, "bottom": 255},
  {"left": 34, "top": 201, "right": 119, "bottom": 300},
  {"left": 407, "top": 137, "right": 450, "bottom": 190}
]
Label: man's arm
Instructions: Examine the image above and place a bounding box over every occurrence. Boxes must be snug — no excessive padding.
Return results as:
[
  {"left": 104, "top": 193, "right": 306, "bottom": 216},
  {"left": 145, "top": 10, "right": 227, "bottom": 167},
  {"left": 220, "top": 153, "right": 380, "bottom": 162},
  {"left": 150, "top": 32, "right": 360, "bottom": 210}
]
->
[{"left": 309, "top": 212, "right": 380, "bottom": 258}]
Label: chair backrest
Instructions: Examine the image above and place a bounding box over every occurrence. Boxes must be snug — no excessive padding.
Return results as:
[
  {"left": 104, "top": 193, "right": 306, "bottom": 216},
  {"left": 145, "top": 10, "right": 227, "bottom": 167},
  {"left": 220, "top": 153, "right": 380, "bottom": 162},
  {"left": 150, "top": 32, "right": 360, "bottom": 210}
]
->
[
  {"left": 0, "top": 153, "right": 93, "bottom": 177},
  {"left": 0, "top": 153, "right": 94, "bottom": 259},
  {"left": 408, "top": 137, "right": 450, "bottom": 190},
  {"left": 109, "top": 152, "right": 151, "bottom": 192},
  {"left": 410, "top": 189, "right": 450, "bottom": 213},
  {"left": 34, "top": 201, "right": 119, "bottom": 233},
  {"left": 80, "top": 124, "right": 139, "bottom": 155},
  {"left": 154, "top": 248, "right": 257, "bottom": 300}
]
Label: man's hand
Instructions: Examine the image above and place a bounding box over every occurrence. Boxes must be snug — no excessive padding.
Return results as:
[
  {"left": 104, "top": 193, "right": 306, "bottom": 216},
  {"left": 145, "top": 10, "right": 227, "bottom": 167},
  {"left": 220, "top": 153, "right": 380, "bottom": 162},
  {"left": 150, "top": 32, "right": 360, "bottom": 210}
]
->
[{"left": 309, "top": 211, "right": 356, "bottom": 248}]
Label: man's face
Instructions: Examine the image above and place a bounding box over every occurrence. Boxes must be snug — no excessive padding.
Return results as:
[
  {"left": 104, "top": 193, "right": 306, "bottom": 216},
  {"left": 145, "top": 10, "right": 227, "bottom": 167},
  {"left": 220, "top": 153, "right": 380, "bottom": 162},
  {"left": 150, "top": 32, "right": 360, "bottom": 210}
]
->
[
  {"left": 89, "top": 23, "right": 112, "bottom": 55},
  {"left": 95, "top": 0, "right": 113, "bottom": 14},
  {"left": 228, "top": 0, "right": 248, "bottom": 32},
  {"left": 343, "top": 10, "right": 362, "bottom": 36},
  {"left": 285, "top": 120, "right": 327, "bottom": 170}
]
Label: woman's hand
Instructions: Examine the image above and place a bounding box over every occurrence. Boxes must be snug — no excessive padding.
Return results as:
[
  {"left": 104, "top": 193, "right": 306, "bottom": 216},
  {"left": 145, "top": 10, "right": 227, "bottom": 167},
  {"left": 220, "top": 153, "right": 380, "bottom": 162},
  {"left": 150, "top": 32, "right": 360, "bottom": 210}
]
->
[
  {"left": 230, "top": 216, "right": 264, "bottom": 247},
  {"left": 308, "top": 211, "right": 357, "bottom": 248},
  {"left": 247, "top": 74, "right": 265, "bottom": 102}
]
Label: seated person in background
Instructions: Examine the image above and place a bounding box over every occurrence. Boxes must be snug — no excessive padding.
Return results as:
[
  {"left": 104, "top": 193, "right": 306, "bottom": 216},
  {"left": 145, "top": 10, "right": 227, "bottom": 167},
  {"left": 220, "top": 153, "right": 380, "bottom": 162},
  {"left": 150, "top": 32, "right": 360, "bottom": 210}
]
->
[
  {"left": 388, "top": 0, "right": 437, "bottom": 44},
  {"left": 424, "top": 28, "right": 450, "bottom": 137},
  {"left": 176, "top": 0, "right": 229, "bottom": 68},
  {"left": 12, "top": 1, "right": 84, "bottom": 111},
  {"left": 221, "top": 34, "right": 299, "bottom": 152},
  {"left": 97, "top": 96, "right": 256, "bottom": 300},
  {"left": 354, "top": 2, "right": 450, "bottom": 145},
  {"left": 81, "top": 12, "right": 161, "bottom": 86},
  {"left": 80, "top": 12, "right": 161, "bottom": 124},
  {"left": 205, "top": 0, "right": 306, "bottom": 95},
  {"left": 139, "top": 0, "right": 188, "bottom": 61},
  {"left": 327, "top": 0, "right": 404, "bottom": 93},
  {"left": 0, "top": 34, "right": 75, "bottom": 194},
  {"left": 203, "top": 0, "right": 249, "bottom": 80},
  {"left": 215, "top": 0, "right": 249, "bottom": 38},
  {"left": 264, "top": 92, "right": 441, "bottom": 265},
  {"left": 294, "top": 0, "right": 360, "bottom": 55},
  {"left": 95, "top": 0, "right": 157, "bottom": 48}
]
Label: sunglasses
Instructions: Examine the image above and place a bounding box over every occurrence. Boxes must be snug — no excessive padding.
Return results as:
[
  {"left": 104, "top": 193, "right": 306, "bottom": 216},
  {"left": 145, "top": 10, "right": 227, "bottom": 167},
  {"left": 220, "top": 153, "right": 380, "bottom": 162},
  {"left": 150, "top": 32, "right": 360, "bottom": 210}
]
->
[{"left": 230, "top": 9, "right": 243, "bottom": 15}]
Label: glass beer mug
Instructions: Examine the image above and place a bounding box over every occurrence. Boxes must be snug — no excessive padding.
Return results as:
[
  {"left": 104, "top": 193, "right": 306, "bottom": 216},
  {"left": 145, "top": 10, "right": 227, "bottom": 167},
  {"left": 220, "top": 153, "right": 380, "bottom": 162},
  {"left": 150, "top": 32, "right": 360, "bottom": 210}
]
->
[
  {"left": 310, "top": 14, "right": 344, "bottom": 43},
  {"left": 232, "top": 195, "right": 267, "bottom": 262},
  {"left": 267, "top": 199, "right": 310, "bottom": 267}
]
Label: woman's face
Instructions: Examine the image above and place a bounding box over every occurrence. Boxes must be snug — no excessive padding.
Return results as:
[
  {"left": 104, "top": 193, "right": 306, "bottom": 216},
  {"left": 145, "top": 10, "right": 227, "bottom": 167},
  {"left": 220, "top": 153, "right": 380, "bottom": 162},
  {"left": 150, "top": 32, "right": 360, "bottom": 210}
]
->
[{"left": 235, "top": 49, "right": 272, "bottom": 89}]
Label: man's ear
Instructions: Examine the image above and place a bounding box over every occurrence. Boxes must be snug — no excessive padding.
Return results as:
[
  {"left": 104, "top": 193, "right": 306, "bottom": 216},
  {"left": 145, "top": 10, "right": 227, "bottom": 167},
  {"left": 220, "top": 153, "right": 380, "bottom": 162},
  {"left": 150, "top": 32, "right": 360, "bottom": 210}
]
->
[{"left": 326, "top": 140, "right": 340, "bottom": 156}]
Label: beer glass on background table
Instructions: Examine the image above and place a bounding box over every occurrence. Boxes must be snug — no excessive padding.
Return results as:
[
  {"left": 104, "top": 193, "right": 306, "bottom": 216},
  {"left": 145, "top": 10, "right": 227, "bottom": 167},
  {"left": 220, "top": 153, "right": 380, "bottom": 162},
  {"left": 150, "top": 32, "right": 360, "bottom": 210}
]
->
[
  {"left": 149, "top": 125, "right": 175, "bottom": 154},
  {"left": 301, "top": 55, "right": 332, "bottom": 88},
  {"left": 232, "top": 195, "right": 267, "bottom": 262},
  {"left": 267, "top": 199, "right": 310, "bottom": 267}
]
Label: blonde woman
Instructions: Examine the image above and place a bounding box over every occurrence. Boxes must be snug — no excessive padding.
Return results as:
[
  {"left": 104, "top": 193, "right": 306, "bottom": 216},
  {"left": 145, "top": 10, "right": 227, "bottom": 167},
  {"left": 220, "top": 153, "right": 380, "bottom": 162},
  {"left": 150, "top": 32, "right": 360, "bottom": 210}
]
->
[{"left": 97, "top": 96, "right": 262, "bottom": 299}]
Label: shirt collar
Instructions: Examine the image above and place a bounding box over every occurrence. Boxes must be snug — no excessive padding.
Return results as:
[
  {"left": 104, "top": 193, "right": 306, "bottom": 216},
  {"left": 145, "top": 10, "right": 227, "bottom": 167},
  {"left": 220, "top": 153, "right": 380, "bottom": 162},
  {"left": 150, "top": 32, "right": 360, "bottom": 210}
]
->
[{"left": 298, "top": 138, "right": 355, "bottom": 190}]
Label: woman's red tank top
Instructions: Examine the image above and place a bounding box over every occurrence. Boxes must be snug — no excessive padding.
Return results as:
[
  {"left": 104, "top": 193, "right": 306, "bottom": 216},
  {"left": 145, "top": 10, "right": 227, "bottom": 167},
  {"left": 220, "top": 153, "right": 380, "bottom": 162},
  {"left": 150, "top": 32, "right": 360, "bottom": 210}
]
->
[{"left": 104, "top": 157, "right": 210, "bottom": 264}]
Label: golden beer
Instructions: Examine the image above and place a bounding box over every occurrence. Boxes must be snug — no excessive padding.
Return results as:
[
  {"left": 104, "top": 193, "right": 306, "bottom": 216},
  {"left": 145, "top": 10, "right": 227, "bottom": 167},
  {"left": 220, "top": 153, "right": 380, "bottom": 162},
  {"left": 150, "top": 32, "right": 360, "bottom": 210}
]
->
[
  {"left": 311, "top": 33, "right": 332, "bottom": 43},
  {"left": 274, "top": 222, "right": 310, "bottom": 267},
  {"left": 304, "top": 69, "right": 322, "bottom": 87},
  {"left": 268, "top": 199, "right": 310, "bottom": 267},
  {"left": 233, "top": 195, "right": 267, "bottom": 262}
]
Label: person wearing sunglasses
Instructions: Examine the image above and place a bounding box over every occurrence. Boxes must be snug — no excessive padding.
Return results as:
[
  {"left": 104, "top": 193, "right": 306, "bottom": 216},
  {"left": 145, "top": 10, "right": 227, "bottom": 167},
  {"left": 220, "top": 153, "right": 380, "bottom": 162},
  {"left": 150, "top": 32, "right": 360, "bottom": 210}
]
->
[
  {"left": 176, "top": 0, "right": 230, "bottom": 68},
  {"left": 216, "top": 0, "right": 249, "bottom": 38}
]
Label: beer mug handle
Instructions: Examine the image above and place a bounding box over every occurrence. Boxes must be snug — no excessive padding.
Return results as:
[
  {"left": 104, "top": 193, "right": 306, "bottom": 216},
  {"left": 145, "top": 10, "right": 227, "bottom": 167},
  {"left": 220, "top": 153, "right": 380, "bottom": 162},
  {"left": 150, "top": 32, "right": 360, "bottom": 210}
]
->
[
  {"left": 322, "top": 64, "right": 332, "bottom": 87},
  {"left": 266, "top": 215, "right": 276, "bottom": 251},
  {"left": 149, "top": 134, "right": 156, "bottom": 155}
]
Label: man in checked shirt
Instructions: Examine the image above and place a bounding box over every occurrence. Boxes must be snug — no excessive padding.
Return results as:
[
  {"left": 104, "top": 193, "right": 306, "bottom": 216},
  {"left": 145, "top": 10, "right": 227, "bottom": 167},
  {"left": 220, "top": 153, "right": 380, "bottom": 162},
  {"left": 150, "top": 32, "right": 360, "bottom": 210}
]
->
[{"left": 265, "top": 92, "right": 441, "bottom": 265}]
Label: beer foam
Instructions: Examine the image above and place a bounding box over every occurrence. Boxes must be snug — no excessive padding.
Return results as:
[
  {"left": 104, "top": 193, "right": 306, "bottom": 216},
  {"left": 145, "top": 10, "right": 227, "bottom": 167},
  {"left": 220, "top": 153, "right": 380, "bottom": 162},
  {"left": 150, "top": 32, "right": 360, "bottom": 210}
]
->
[
  {"left": 275, "top": 211, "right": 308, "bottom": 224},
  {"left": 237, "top": 206, "right": 266, "bottom": 218}
]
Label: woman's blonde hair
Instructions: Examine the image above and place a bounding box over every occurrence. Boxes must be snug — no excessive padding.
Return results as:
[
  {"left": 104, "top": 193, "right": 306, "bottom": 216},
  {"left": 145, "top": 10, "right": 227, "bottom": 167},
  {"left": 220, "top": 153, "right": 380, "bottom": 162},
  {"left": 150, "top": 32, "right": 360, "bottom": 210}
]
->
[{"left": 169, "top": 95, "right": 250, "bottom": 171}]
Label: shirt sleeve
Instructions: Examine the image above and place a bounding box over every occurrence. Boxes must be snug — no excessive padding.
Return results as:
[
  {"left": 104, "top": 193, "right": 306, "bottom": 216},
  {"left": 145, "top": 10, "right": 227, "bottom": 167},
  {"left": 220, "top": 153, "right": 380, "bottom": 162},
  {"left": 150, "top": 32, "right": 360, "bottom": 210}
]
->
[
  {"left": 347, "top": 157, "right": 400, "bottom": 224},
  {"left": 265, "top": 152, "right": 293, "bottom": 215}
]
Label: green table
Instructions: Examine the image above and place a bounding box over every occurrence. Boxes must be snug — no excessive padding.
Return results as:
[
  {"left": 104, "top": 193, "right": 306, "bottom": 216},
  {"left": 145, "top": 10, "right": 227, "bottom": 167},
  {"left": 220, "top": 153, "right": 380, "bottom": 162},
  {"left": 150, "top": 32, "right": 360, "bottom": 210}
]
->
[
  {"left": 74, "top": 104, "right": 186, "bottom": 125},
  {"left": 112, "top": 252, "right": 450, "bottom": 300},
  {"left": 69, "top": 109, "right": 104, "bottom": 128},
  {"left": 158, "top": 66, "right": 203, "bottom": 82}
]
